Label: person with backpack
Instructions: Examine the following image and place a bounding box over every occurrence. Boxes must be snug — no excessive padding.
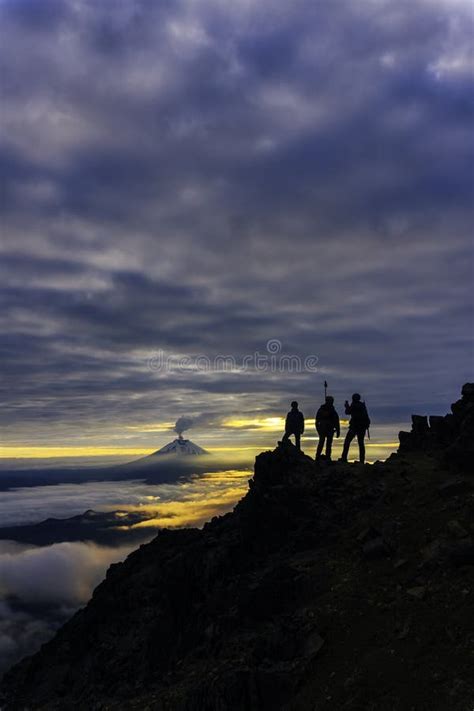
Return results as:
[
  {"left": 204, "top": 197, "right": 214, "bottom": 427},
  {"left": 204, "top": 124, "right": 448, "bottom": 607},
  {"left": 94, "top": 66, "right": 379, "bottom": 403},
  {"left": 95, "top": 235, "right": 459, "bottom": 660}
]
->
[
  {"left": 282, "top": 400, "right": 305, "bottom": 451},
  {"left": 340, "top": 393, "right": 370, "bottom": 464},
  {"left": 315, "top": 395, "right": 340, "bottom": 462}
]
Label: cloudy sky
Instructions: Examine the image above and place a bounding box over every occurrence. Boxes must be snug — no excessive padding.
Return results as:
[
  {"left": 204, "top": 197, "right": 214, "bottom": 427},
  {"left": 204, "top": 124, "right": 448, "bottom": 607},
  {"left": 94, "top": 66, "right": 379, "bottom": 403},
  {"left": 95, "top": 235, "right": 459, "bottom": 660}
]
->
[{"left": 1, "top": 0, "right": 473, "bottom": 459}]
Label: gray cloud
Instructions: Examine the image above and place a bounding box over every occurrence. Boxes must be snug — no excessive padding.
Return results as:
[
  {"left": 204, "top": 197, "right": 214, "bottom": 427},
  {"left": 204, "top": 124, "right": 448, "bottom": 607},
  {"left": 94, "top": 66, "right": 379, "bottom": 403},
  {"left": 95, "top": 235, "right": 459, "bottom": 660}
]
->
[
  {"left": 0, "top": 540, "right": 135, "bottom": 675},
  {"left": 0, "top": 540, "right": 134, "bottom": 605},
  {"left": 0, "top": 480, "right": 154, "bottom": 525},
  {"left": 0, "top": 0, "right": 472, "bottom": 451},
  {"left": 0, "top": 600, "right": 59, "bottom": 679}
]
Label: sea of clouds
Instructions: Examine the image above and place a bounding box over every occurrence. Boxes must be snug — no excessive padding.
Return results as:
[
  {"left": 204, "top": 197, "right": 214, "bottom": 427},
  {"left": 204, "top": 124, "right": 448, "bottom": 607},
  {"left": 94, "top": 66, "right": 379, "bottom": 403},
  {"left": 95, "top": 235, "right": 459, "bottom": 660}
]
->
[
  {"left": 0, "top": 468, "right": 250, "bottom": 675},
  {"left": 0, "top": 540, "right": 136, "bottom": 675}
]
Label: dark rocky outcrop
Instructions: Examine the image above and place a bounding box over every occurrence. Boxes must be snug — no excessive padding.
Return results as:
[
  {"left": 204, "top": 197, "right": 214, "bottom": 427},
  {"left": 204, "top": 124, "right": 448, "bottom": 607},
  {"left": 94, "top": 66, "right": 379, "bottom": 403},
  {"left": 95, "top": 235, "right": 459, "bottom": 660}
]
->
[
  {"left": 398, "top": 382, "right": 474, "bottom": 471},
  {"left": 1, "top": 387, "right": 474, "bottom": 710}
]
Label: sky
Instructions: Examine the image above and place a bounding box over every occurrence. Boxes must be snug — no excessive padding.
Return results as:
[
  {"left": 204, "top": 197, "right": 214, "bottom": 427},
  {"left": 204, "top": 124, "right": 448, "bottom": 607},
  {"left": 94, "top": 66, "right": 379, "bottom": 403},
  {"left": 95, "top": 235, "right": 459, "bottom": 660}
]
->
[{"left": 1, "top": 0, "right": 473, "bottom": 461}]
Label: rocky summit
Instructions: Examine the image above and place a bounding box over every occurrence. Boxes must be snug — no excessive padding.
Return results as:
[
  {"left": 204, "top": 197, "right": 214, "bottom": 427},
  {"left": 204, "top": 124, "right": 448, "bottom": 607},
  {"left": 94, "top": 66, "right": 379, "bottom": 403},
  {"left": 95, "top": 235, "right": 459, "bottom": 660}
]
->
[{"left": 1, "top": 385, "right": 473, "bottom": 711}]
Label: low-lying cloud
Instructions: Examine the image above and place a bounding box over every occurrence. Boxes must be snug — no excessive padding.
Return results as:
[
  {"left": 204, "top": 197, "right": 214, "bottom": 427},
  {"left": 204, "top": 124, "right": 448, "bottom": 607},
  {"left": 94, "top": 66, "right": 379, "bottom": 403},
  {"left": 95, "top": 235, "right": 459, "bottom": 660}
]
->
[
  {"left": 0, "top": 463, "right": 252, "bottom": 527},
  {"left": 0, "top": 467, "right": 252, "bottom": 675},
  {"left": 0, "top": 540, "right": 135, "bottom": 675},
  {"left": 0, "top": 480, "right": 157, "bottom": 526},
  {"left": 0, "top": 600, "right": 58, "bottom": 680},
  {"left": 0, "top": 541, "right": 135, "bottom": 606}
]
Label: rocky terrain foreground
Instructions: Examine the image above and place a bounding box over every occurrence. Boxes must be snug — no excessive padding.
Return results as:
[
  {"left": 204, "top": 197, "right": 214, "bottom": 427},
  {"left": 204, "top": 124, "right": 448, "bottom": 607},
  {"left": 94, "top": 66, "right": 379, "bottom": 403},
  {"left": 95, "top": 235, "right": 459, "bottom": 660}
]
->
[{"left": 1, "top": 386, "right": 473, "bottom": 711}]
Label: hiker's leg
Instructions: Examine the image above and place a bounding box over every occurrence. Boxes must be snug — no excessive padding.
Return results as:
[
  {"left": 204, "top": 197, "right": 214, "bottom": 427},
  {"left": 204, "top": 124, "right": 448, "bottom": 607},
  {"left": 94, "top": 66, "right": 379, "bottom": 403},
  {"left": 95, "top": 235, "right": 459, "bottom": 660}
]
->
[
  {"left": 326, "top": 432, "right": 334, "bottom": 459},
  {"left": 357, "top": 431, "right": 366, "bottom": 463},
  {"left": 341, "top": 430, "right": 355, "bottom": 461},
  {"left": 295, "top": 432, "right": 301, "bottom": 451},
  {"left": 316, "top": 433, "right": 325, "bottom": 459}
]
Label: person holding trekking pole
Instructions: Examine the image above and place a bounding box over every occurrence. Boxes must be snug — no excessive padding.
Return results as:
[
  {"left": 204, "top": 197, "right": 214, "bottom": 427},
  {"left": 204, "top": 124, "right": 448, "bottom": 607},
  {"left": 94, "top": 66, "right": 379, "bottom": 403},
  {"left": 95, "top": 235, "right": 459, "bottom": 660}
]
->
[{"left": 315, "top": 395, "right": 340, "bottom": 463}]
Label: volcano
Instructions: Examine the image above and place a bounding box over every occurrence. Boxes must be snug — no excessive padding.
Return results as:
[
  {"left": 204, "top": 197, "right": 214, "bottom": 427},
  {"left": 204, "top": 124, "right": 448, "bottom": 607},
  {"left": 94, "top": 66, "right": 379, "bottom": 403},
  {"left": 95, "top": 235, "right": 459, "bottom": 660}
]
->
[
  {"left": 154, "top": 436, "right": 208, "bottom": 456},
  {"left": 109, "top": 435, "right": 209, "bottom": 481}
]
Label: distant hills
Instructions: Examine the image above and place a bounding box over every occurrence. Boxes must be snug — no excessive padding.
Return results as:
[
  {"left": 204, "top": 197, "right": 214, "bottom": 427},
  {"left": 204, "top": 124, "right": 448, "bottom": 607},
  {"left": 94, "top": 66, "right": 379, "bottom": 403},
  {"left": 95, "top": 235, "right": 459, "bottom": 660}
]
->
[{"left": 0, "top": 509, "right": 154, "bottom": 547}]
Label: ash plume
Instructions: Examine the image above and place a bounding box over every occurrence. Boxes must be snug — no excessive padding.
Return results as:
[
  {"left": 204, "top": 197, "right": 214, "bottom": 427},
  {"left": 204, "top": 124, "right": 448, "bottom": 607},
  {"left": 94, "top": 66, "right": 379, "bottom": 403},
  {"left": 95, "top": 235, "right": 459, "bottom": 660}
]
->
[
  {"left": 173, "top": 413, "right": 218, "bottom": 438},
  {"left": 174, "top": 416, "right": 195, "bottom": 437}
]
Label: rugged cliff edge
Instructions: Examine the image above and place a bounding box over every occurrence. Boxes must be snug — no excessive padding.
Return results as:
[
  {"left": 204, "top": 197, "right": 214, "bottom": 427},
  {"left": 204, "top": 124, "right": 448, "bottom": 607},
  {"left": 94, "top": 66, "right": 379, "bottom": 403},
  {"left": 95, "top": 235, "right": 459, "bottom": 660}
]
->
[{"left": 1, "top": 386, "right": 473, "bottom": 710}]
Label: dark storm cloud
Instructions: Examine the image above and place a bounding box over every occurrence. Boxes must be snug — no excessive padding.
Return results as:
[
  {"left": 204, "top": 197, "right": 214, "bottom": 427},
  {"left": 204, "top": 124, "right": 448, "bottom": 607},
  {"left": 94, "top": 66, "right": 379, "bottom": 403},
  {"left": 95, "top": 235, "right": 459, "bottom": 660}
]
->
[
  {"left": 0, "top": 0, "right": 473, "bottom": 443},
  {"left": 1, "top": 0, "right": 69, "bottom": 31}
]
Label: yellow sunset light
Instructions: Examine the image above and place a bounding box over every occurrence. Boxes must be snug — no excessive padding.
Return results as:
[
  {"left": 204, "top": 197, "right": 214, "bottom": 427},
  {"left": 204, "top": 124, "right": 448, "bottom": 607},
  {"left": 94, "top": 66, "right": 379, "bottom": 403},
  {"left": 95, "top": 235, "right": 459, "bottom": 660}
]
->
[
  {"left": 0, "top": 446, "right": 155, "bottom": 459},
  {"left": 222, "top": 416, "right": 285, "bottom": 431},
  {"left": 116, "top": 470, "right": 251, "bottom": 529}
]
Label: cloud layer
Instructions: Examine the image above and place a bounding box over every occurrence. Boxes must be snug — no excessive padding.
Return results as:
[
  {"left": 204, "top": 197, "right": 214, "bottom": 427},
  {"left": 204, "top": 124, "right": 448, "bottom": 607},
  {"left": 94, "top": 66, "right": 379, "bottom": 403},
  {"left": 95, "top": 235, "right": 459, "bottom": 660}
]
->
[
  {"left": 0, "top": 540, "right": 134, "bottom": 675},
  {"left": 0, "top": 467, "right": 251, "bottom": 675},
  {"left": 1, "top": 0, "right": 473, "bottom": 452},
  {"left": 0, "top": 468, "right": 250, "bottom": 527}
]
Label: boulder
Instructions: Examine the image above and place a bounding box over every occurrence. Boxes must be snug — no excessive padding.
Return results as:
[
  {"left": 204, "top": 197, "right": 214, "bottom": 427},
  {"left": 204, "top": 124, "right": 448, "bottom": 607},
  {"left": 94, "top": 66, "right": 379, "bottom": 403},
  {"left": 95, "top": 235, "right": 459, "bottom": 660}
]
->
[
  {"left": 412, "top": 415, "right": 429, "bottom": 434},
  {"left": 398, "top": 384, "right": 474, "bottom": 470}
]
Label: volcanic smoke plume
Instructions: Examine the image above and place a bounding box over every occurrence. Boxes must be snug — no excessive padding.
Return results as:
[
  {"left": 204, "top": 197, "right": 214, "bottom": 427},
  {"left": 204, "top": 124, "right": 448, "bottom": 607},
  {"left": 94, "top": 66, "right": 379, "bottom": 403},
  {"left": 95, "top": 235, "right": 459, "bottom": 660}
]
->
[
  {"left": 174, "top": 416, "right": 195, "bottom": 438},
  {"left": 173, "top": 413, "right": 215, "bottom": 439}
]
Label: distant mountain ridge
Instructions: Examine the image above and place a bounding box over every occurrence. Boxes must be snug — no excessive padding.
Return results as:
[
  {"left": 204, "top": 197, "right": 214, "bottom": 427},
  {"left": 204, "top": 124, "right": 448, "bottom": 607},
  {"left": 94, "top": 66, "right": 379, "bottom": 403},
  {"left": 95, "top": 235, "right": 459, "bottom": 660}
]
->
[
  {"left": 1, "top": 385, "right": 473, "bottom": 710},
  {"left": 0, "top": 509, "right": 153, "bottom": 547}
]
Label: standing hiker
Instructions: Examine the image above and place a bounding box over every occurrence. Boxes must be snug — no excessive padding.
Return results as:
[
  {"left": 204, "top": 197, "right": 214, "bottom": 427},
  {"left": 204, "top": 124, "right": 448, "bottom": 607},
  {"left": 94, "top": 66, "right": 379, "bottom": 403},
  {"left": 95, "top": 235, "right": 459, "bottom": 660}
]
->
[
  {"left": 315, "top": 396, "right": 340, "bottom": 463},
  {"left": 340, "top": 393, "right": 370, "bottom": 464},
  {"left": 282, "top": 401, "right": 305, "bottom": 451}
]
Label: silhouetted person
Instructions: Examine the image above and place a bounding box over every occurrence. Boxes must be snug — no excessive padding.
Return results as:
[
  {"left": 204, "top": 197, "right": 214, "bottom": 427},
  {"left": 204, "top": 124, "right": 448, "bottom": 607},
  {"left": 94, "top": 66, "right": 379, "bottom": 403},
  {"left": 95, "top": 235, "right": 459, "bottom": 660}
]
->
[
  {"left": 340, "top": 393, "right": 370, "bottom": 464},
  {"left": 282, "top": 400, "right": 304, "bottom": 451},
  {"left": 315, "top": 395, "right": 340, "bottom": 462}
]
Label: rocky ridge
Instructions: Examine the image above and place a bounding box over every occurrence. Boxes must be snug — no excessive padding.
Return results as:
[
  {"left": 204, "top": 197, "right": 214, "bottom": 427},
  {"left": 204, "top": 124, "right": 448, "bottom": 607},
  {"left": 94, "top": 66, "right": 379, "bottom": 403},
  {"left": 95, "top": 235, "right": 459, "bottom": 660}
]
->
[{"left": 1, "top": 385, "right": 473, "bottom": 710}]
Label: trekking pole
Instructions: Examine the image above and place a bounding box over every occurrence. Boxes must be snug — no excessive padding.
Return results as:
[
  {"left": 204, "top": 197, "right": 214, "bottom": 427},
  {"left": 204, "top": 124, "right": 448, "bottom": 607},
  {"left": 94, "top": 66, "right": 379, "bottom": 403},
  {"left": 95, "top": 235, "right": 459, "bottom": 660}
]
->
[{"left": 324, "top": 380, "right": 328, "bottom": 399}]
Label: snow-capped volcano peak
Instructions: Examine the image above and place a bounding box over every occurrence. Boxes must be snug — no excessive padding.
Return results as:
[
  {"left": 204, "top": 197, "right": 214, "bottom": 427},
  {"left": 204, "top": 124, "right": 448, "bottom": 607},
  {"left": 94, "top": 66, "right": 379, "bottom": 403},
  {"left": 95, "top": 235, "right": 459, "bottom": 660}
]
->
[{"left": 155, "top": 437, "right": 208, "bottom": 456}]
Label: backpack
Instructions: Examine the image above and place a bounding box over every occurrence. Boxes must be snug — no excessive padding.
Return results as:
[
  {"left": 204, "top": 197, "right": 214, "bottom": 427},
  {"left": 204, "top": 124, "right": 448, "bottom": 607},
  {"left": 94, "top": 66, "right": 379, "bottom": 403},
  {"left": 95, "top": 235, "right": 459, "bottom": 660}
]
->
[{"left": 352, "top": 402, "right": 370, "bottom": 429}]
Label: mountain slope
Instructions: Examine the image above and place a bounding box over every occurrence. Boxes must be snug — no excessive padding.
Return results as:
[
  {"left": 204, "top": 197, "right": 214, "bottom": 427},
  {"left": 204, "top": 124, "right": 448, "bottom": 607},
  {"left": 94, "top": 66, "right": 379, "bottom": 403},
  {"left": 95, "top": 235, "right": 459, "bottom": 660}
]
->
[{"left": 1, "top": 386, "right": 473, "bottom": 711}]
